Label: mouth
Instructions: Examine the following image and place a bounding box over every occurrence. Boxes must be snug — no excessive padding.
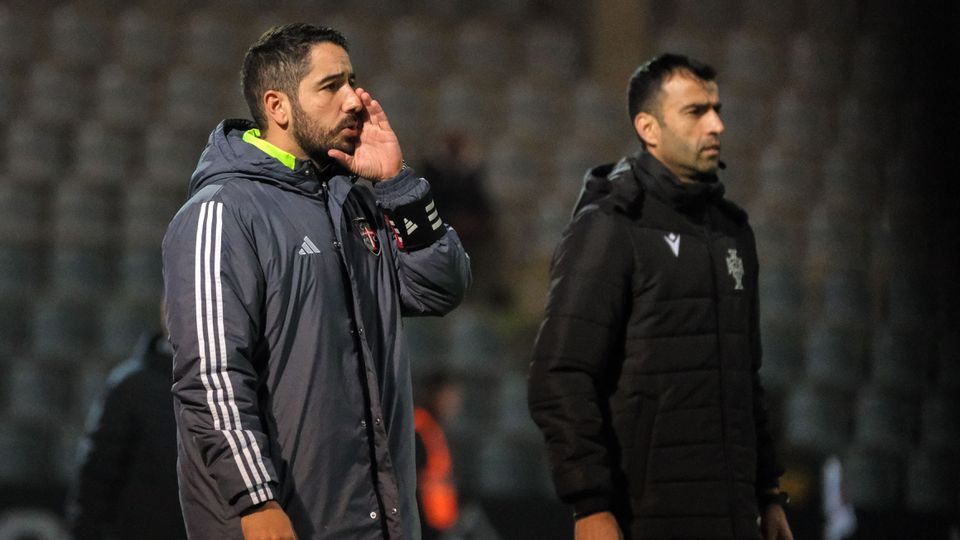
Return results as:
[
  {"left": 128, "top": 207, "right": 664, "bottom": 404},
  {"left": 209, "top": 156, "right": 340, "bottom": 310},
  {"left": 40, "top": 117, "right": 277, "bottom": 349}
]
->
[
  {"left": 701, "top": 145, "right": 721, "bottom": 157},
  {"left": 339, "top": 118, "right": 360, "bottom": 137}
]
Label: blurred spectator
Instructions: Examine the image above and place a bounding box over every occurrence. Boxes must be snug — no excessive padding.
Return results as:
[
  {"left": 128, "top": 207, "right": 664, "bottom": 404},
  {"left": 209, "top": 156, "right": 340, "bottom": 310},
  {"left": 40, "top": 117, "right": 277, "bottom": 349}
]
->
[
  {"left": 65, "top": 331, "right": 185, "bottom": 540},
  {"left": 420, "top": 133, "right": 507, "bottom": 306},
  {"left": 414, "top": 371, "right": 463, "bottom": 539}
]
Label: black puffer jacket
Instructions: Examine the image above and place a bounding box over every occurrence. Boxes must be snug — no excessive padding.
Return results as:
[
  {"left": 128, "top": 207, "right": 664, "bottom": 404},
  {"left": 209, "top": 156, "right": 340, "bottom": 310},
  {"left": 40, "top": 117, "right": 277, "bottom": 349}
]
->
[{"left": 528, "top": 150, "right": 782, "bottom": 539}]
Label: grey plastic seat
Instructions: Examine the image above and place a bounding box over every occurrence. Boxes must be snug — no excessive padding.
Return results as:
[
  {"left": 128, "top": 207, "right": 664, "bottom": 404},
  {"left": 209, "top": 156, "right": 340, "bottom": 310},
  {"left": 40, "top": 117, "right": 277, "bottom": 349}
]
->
[
  {"left": 0, "top": 6, "right": 38, "bottom": 67},
  {"left": 27, "top": 62, "right": 86, "bottom": 125},
  {"left": 435, "top": 76, "right": 495, "bottom": 136},
  {"left": 785, "top": 383, "right": 850, "bottom": 454},
  {"left": 49, "top": 3, "right": 108, "bottom": 69},
  {"left": 73, "top": 123, "right": 135, "bottom": 185},
  {"left": 852, "top": 385, "right": 916, "bottom": 455},
  {"left": 117, "top": 6, "right": 174, "bottom": 69},
  {"left": 524, "top": 23, "right": 579, "bottom": 83},
  {"left": 50, "top": 183, "right": 116, "bottom": 295},
  {"left": 31, "top": 295, "right": 101, "bottom": 358},
  {"left": 454, "top": 19, "right": 512, "bottom": 82},
  {"left": 655, "top": 25, "right": 717, "bottom": 67},
  {"left": 387, "top": 17, "right": 445, "bottom": 80},
  {"left": 0, "top": 418, "right": 55, "bottom": 483},
  {"left": 721, "top": 29, "right": 782, "bottom": 90},
  {"left": 804, "top": 318, "right": 865, "bottom": 392},
  {"left": 95, "top": 64, "right": 155, "bottom": 129},
  {"left": 904, "top": 447, "right": 958, "bottom": 514},
  {"left": 920, "top": 391, "right": 960, "bottom": 449},
  {"left": 5, "top": 355, "right": 76, "bottom": 423},
  {"left": 871, "top": 323, "right": 927, "bottom": 397},
  {"left": 100, "top": 296, "right": 161, "bottom": 359},
  {"left": 4, "top": 117, "right": 64, "bottom": 183},
  {"left": 0, "top": 181, "right": 44, "bottom": 297},
  {"left": 182, "top": 11, "right": 245, "bottom": 74},
  {"left": 144, "top": 123, "right": 209, "bottom": 180},
  {"left": 163, "top": 66, "right": 225, "bottom": 131},
  {"left": 786, "top": 33, "right": 844, "bottom": 97},
  {"left": 842, "top": 445, "right": 900, "bottom": 510},
  {"left": 758, "top": 314, "right": 804, "bottom": 391},
  {"left": 119, "top": 182, "right": 183, "bottom": 300}
]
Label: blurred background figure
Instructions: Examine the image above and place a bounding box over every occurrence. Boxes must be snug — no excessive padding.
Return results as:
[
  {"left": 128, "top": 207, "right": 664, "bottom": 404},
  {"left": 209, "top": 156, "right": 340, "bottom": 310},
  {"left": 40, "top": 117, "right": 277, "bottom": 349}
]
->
[
  {"left": 415, "top": 371, "right": 463, "bottom": 539},
  {"left": 65, "top": 329, "right": 185, "bottom": 540}
]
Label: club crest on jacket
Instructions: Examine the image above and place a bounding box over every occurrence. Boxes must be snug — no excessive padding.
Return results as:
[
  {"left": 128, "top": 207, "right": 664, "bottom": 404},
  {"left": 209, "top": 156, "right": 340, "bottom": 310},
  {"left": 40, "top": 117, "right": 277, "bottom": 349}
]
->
[
  {"left": 354, "top": 217, "right": 380, "bottom": 255},
  {"left": 726, "top": 248, "right": 744, "bottom": 290}
]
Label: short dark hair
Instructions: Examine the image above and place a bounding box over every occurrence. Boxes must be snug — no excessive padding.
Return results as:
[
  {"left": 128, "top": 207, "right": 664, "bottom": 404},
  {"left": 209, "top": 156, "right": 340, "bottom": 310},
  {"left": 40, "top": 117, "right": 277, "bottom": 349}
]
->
[
  {"left": 241, "top": 23, "right": 349, "bottom": 128},
  {"left": 627, "top": 53, "right": 716, "bottom": 121}
]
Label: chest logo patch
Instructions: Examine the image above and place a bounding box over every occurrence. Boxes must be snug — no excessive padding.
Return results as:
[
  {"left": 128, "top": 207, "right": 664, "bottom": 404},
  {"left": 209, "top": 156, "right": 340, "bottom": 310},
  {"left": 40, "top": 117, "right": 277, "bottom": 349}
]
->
[
  {"left": 354, "top": 217, "right": 381, "bottom": 256},
  {"left": 664, "top": 233, "right": 681, "bottom": 257},
  {"left": 726, "top": 248, "right": 744, "bottom": 290}
]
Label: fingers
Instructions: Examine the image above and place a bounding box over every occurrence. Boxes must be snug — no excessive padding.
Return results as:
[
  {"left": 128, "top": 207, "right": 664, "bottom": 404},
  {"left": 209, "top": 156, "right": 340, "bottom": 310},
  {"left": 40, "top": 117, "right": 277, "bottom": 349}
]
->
[
  {"left": 354, "top": 87, "right": 390, "bottom": 128},
  {"left": 327, "top": 148, "right": 352, "bottom": 167}
]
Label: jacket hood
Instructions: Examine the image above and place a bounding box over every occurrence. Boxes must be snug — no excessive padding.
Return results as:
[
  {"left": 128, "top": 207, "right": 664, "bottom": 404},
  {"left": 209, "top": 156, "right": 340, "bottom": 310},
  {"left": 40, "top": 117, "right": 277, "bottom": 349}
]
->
[
  {"left": 188, "top": 119, "right": 346, "bottom": 196},
  {"left": 575, "top": 148, "right": 726, "bottom": 216}
]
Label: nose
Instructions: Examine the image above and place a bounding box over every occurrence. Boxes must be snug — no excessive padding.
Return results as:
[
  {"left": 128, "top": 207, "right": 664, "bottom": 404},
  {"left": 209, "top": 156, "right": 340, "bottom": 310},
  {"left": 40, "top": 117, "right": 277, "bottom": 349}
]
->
[
  {"left": 342, "top": 86, "right": 362, "bottom": 113},
  {"left": 708, "top": 109, "right": 725, "bottom": 135}
]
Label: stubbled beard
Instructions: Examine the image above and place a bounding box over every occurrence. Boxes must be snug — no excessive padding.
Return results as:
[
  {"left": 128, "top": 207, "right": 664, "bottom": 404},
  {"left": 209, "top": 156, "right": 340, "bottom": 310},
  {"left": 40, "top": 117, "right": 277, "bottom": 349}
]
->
[{"left": 291, "top": 103, "right": 357, "bottom": 163}]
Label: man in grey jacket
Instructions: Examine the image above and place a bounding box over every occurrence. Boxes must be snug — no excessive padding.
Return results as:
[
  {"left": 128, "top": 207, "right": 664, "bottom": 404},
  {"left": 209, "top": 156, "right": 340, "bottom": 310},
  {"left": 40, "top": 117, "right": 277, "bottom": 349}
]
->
[{"left": 162, "top": 24, "right": 471, "bottom": 539}]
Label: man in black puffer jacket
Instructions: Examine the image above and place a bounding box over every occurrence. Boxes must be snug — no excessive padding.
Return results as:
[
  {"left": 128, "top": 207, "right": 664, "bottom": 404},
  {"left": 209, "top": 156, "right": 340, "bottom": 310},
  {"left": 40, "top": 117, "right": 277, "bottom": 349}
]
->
[{"left": 528, "top": 54, "right": 793, "bottom": 540}]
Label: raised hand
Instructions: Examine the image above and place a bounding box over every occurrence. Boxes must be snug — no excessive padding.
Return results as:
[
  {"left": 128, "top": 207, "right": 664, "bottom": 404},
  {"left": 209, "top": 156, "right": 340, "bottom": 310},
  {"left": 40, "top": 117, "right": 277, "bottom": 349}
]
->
[{"left": 328, "top": 87, "right": 404, "bottom": 181}]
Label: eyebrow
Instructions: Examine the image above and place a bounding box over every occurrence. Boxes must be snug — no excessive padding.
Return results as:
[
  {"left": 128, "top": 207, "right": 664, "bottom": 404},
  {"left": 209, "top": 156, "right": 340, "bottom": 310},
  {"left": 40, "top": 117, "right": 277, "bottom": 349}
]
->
[
  {"left": 314, "top": 71, "right": 354, "bottom": 87},
  {"left": 682, "top": 101, "right": 721, "bottom": 113}
]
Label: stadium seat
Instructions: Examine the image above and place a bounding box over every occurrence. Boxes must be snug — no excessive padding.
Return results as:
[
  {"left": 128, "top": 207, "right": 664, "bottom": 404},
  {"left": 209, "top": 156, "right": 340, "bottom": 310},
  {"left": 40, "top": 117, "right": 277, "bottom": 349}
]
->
[
  {"left": 182, "top": 11, "right": 245, "bottom": 74},
  {"left": 163, "top": 66, "right": 226, "bottom": 132},
  {"left": 5, "top": 355, "right": 76, "bottom": 423},
  {"left": 786, "top": 33, "right": 844, "bottom": 97},
  {"left": 4, "top": 117, "right": 64, "bottom": 183},
  {"left": 0, "top": 295, "right": 31, "bottom": 355},
  {"left": 904, "top": 447, "right": 959, "bottom": 514},
  {"left": 116, "top": 6, "right": 174, "bottom": 69},
  {"left": 785, "top": 383, "right": 850, "bottom": 455},
  {"left": 477, "top": 429, "right": 553, "bottom": 498},
  {"left": 50, "top": 183, "right": 116, "bottom": 295},
  {"left": 453, "top": 19, "right": 512, "bottom": 82},
  {"left": 48, "top": 3, "right": 108, "bottom": 69},
  {"left": 0, "top": 417, "right": 55, "bottom": 484},
  {"left": 435, "top": 76, "right": 497, "bottom": 137},
  {"left": 95, "top": 64, "right": 156, "bottom": 129},
  {"left": 0, "top": 6, "right": 37, "bottom": 67},
  {"left": 852, "top": 385, "right": 916, "bottom": 455},
  {"left": 99, "top": 296, "right": 161, "bottom": 360},
  {"left": 758, "top": 314, "right": 804, "bottom": 391},
  {"left": 772, "top": 86, "right": 834, "bottom": 156},
  {"left": 871, "top": 323, "right": 927, "bottom": 397},
  {"left": 721, "top": 29, "right": 782, "bottom": 90},
  {"left": 26, "top": 62, "right": 86, "bottom": 125},
  {"left": 842, "top": 445, "right": 900, "bottom": 510},
  {"left": 920, "top": 391, "right": 960, "bottom": 449},
  {"left": 31, "top": 295, "right": 101, "bottom": 359},
  {"left": 73, "top": 123, "right": 135, "bottom": 185},
  {"left": 323, "top": 14, "right": 385, "bottom": 76},
  {"left": 524, "top": 23, "right": 579, "bottom": 84},
  {"left": 144, "top": 123, "right": 210, "bottom": 180},
  {"left": 387, "top": 17, "right": 446, "bottom": 80},
  {"left": 0, "top": 181, "right": 44, "bottom": 297},
  {"left": 739, "top": 0, "right": 796, "bottom": 34},
  {"left": 655, "top": 25, "right": 717, "bottom": 67},
  {"left": 804, "top": 318, "right": 865, "bottom": 392}
]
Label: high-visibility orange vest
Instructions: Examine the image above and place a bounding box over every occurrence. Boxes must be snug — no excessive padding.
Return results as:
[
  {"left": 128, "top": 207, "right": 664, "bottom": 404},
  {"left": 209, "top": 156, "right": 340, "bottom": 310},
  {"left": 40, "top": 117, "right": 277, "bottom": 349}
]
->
[{"left": 414, "top": 407, "right": 459, "bottom": 530}]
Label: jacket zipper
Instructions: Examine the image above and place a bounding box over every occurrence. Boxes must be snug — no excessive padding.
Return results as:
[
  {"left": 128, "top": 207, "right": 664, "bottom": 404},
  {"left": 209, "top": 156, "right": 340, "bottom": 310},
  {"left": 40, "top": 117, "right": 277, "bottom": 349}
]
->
[{"left": 703, "top": 209, "right": 739, "bottom": 538}]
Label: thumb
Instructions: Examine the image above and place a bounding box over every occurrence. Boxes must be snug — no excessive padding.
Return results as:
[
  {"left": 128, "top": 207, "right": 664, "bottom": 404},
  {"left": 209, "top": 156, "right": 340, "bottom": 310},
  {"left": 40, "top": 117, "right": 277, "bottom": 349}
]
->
[{"left": 327, "top": 148, "right": 353, "bottom": 168}]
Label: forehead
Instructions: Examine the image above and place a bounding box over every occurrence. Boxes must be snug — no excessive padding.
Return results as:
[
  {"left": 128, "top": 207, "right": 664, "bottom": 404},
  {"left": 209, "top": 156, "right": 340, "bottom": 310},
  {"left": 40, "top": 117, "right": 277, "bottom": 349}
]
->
[
  {"left": 659, "top": 71, "right": 719, "bottom": 106},
  {"left": 303, "top": 41, "right": 352, "bottom": 77}
]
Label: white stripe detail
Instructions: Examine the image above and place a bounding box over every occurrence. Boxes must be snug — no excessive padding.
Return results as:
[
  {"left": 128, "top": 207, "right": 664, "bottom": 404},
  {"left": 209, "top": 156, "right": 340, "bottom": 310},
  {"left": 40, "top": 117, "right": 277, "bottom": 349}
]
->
[
  {"left": 211, "top": 203, "right": 271, "bottom": 503},
  {"left": 425, "top": 200, "right": 435, "bottom": 212},
  {"left": 303, "top": 236, "right": 321, "bottom": 253},
  {"left": 427, "top": 210, "right": 439, "bottom": 222},
  {"left": 193, "top": 201, "right": 264, "bottom": 505},
  {"left": 431, "top": 220, "right": 443, "bottom": 230},
  {"left": 404, "top": 218, "right": 419, "bottom": 234}
]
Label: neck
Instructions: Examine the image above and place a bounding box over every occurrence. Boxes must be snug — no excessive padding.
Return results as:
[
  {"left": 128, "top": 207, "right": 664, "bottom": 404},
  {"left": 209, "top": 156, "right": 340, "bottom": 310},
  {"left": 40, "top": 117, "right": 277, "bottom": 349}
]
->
[{"left": 260, "top": 125, "right": 309, "bottom": 161}]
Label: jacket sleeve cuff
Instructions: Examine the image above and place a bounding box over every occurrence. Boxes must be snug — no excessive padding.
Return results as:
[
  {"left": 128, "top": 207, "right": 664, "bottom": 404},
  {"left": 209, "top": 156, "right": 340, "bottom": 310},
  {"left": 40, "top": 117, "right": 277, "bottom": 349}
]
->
[
  {"left": 373, "top": 167, "right": 421, "bottom": 208},
  {"left": 571, "top": 493, "right": 613, "bottom": 519},
  {"left": 231, "top": 482, "right": 280, "bottom": 517}
]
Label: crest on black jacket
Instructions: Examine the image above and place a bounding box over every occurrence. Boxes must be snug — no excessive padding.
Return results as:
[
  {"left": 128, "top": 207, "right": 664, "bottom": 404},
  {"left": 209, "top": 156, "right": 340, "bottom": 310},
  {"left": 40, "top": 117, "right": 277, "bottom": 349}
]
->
[{"left": 354, "top": 217, "right": 380, "bottom": 255}]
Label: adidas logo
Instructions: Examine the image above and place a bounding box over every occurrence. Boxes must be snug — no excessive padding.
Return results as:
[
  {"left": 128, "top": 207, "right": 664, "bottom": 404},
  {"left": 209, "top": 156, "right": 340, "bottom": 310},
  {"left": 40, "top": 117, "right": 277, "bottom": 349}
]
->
[{"left": 298, "top": 236, "right": 321, "bottom": 255}]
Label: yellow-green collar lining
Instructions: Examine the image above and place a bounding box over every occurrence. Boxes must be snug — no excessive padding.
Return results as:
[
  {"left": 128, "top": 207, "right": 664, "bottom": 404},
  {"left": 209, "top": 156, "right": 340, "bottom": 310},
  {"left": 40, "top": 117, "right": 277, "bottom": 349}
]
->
[{"left": 242, "top": 128, "right": 298, "bottom": 171}]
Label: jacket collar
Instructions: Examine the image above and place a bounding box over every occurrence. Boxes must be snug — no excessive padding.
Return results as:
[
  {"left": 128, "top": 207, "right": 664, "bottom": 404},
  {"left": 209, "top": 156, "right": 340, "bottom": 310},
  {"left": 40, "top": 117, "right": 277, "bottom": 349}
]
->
[{"left": 629, "top": 149, "right": 725, "bottom": 212}]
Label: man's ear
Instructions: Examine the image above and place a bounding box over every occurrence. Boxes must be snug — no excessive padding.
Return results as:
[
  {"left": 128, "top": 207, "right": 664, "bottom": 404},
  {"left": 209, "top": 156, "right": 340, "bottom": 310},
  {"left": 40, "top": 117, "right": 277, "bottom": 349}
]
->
[
  {"left": 634, "top": 112, "right": 660, "bottom": 148},
  {"left": 263, "top": 90, "right": 291, "bottom": 129}
]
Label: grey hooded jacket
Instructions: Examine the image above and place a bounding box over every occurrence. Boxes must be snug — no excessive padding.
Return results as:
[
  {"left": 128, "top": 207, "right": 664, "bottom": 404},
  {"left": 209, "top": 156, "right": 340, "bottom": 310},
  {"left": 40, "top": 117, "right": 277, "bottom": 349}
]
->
[{"left": 162, "top": 119, "right": 471, "bottom": 539}]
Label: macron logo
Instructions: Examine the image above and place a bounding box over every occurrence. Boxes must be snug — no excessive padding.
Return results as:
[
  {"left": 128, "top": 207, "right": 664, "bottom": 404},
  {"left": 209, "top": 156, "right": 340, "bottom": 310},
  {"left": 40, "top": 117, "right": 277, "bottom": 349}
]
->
[
  {"left": 664, "top": 232, "right": 681, "bottom": 257},
  {"left": 298, "top": 236, "right": 321, "bottom": 255}
]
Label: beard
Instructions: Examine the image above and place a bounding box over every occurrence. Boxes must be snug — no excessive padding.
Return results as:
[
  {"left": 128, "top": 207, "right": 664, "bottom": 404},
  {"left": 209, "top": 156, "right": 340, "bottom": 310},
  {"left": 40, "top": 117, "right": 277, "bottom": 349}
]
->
[{"left": 291, "top": 102, "right": 358, "bottom": 163}]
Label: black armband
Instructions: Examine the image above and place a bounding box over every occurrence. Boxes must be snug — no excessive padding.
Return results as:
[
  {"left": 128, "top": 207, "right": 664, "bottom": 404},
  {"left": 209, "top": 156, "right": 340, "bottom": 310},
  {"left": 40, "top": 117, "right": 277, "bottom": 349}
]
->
[{"left": 383, "top": 189, "right": 445, "bottom": 251}]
